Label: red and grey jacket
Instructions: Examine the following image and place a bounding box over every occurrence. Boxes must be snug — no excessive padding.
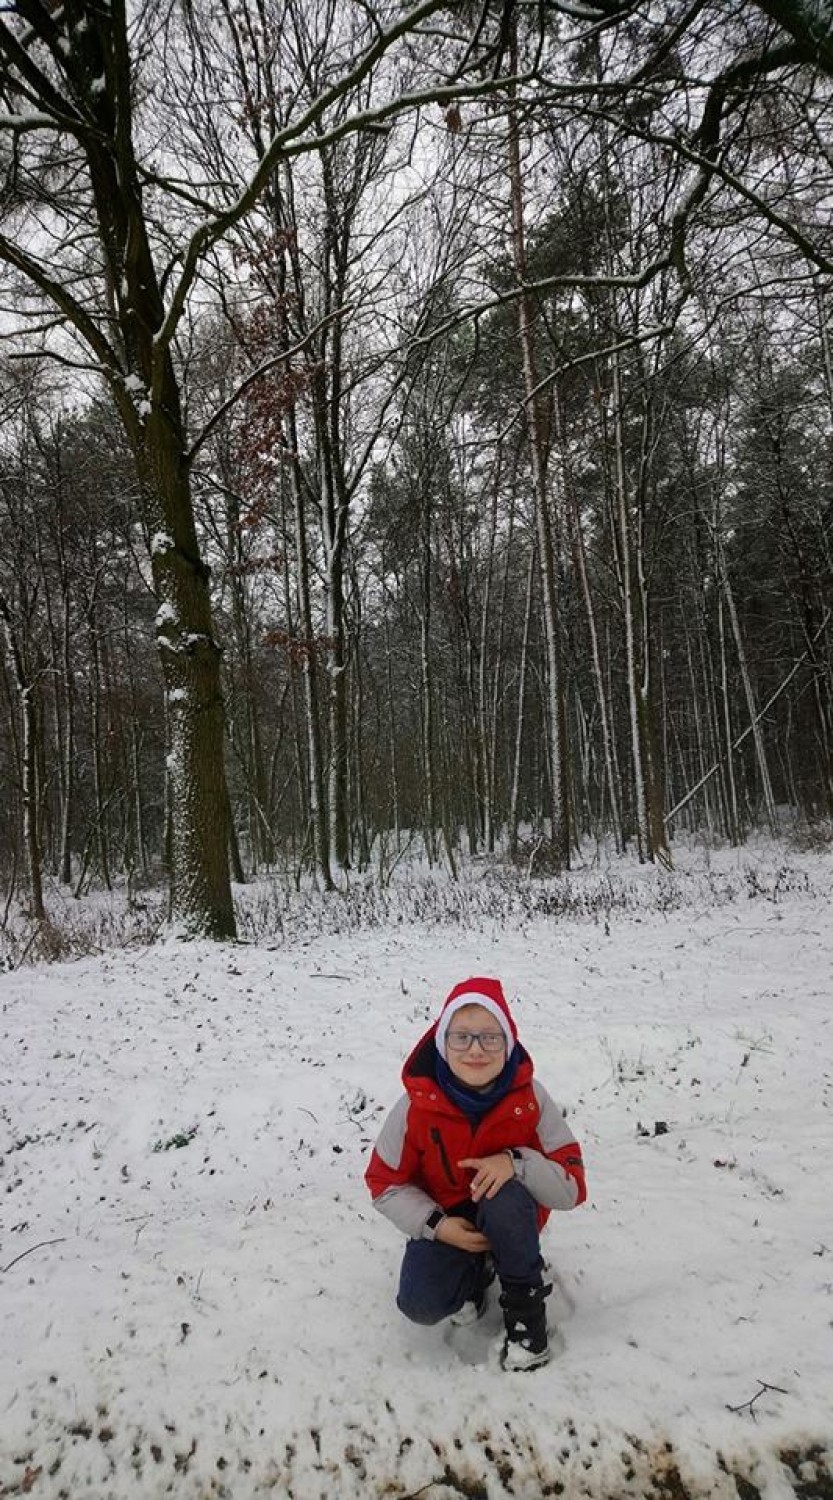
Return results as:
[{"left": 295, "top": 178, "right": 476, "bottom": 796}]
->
[{"left": 365, "top": 979, "right": 586, "bottom": 1240}]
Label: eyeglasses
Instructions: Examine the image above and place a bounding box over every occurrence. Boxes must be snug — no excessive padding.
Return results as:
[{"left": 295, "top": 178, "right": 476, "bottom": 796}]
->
[{"left": 445, "top": 1030, "right": 506, "bottom": 1054}]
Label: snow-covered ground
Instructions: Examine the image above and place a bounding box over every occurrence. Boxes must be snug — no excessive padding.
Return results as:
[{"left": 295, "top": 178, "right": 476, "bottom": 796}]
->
[{"left": 2, "top": 846, "right": 832, "bottom": 1499}]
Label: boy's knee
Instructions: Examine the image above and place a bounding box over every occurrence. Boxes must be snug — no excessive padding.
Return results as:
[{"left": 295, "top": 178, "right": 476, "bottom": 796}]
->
[
  {"left": 478, "top": 1176, "right": 536, "bottom": 1227},
  {"left": 397, "top": 1240, "right": 474, "bottom": 1324},
  {"left": 396, "top": 1291, "right": 447, "bottom": 1326}
]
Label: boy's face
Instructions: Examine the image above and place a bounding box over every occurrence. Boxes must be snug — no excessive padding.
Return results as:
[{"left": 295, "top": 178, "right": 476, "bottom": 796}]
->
[{"left": 444, "top": 1003, "right": 507, "bottom": 1090}]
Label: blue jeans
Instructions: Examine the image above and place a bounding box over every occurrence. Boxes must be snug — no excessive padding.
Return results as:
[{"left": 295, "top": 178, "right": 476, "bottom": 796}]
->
[{"left": 396, "top": 1179, "right": 543, "bottom": 1326}]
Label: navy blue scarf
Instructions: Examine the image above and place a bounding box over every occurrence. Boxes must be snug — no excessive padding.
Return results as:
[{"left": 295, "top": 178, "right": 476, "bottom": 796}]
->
[{"left": 434, "top": 1044, "right": 521, "bottom": 1122}]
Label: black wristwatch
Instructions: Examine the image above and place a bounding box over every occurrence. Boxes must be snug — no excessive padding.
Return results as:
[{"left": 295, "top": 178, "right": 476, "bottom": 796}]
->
[
  {"left": 424, "top": 1208, "right": 446, "bottom": 1240},
  {"left": 506, "top": 1148, "right": 524, "bottom": 1178}
]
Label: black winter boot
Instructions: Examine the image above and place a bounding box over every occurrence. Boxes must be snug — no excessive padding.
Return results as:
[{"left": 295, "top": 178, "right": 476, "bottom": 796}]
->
[{"left": 499, "top": 1280, "right": 552, "bottom": 1371}]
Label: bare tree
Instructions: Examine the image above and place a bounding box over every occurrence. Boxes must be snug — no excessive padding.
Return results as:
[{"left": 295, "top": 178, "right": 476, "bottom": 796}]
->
[{"left": 0, "top": 0, "right": 504, "bottom": 928}]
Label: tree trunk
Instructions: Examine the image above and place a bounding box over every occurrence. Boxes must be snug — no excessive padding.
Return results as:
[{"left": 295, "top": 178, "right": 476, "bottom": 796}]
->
[
  {"left": 96, "top": 105, "right": 236, "bottom": 931},
  {"left": 59, "top": 575, "right": 76, "bottom": 886},
  {"left": 507, "top": 29, "right": 570, "bottom": 867},
  {"left": 420, "top": 484, "right": 438, "bottom": 866},
  {"left": 382, "top": 572, "right": 401, "bottom": 850},
  {"left": 559, "top": 397, "right": 623, "bottom": 852},
  {"left": 226, "top": 779, "right": 246, "bottom": 885},
  {"left": 136, "top": 406, "right": 236, "bottom": 935},
  {"left": 714, "top": 584, "right": 741, "bottom": 842},
  {"left": 21, "top": 668, "right": 45, "bottom": 923},
  {"left": 508, "top": 538, "right": 537, "bottom": 859},
  {"left": 477, "top": 459, "right": 502, "bottom": 854},
  {"left": 0, "top": 598, "right": 45, "bottom": 923},
  {"left": 487, "top": 482, "right": 515, "bottom": 853},
  {"left": 682, "top": 617, "right": 715, "bottom": 837},
  {"left": 278, "top": 464, "right": 310, "bottom": 863},
  {"left": 87, "top": 594, "right": 112, "bottom": 891},
  {"left": 719, "top": 549, "right": 779, "bottom": 834},
  {"left": 288, "top": 445, "right": 333, "bottom": 891}
]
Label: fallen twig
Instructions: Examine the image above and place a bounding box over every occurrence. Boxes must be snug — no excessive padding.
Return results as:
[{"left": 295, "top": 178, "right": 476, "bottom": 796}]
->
[
  {"left": 1, "top": 1236, "right": 66, "bottom": 1274},
  {"left": 726, "top": 1379, "right": 789, "bottom": 1418}
]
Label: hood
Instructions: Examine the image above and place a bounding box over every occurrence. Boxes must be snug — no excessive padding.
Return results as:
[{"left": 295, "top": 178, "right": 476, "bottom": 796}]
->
[{"left": 402, "top": 976, "right": 532, "bottom": 1105}]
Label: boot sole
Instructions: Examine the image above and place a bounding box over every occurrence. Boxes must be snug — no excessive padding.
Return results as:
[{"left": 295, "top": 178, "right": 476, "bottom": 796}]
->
[{"left": 500, "top": 1345, "right": 551, "bottom": 1372}]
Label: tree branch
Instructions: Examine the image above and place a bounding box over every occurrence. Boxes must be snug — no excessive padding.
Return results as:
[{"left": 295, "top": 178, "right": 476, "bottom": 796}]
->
[
  {"left": 184, "top": 302, "right": 354, "bottom": 465},
  {"left": 0, "top": 231, "right": 121, "bottom": 374},
  {"left": 496, "top": 325, "right": 675, "bottom": 445},
  {"left": 409, "top": 254, "right": 674, "bottom": 350}
]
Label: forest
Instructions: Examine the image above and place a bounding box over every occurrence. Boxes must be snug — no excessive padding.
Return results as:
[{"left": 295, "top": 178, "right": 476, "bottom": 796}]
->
[{"left": 1, "top": 0, "right": 831, "bottom": 941}]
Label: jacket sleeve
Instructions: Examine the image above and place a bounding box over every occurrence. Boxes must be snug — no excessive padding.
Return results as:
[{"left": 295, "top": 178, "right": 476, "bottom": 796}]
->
[
  {"left": 514, "top": 1082, "right": 587, "bottom": 1211},
  {"left": 365, "top": 1094, "right": 439, "bottom": 1240}
]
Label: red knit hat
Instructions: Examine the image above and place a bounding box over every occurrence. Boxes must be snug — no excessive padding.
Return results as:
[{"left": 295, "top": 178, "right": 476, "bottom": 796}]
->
[{"left": 434, "top": 977, "right": 517, "bottom": 1061}]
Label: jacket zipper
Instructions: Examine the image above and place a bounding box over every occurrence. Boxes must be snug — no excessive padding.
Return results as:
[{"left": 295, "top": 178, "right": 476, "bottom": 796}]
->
[{"left": 430, "top": 1127, "right": 457, "bottom": 1186}]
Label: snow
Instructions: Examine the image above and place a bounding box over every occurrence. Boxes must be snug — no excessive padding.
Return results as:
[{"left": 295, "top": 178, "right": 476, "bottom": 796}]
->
[
  {"left": 155, "top": 602, "right": 177, "bottom": 630},
  {"left": 0, "top": 113, "right": 56, "bottom": 132},
  {"left": 150, "top": 533, "right": 174, "bottom": 558},
  {"left": 120, "top": 374, "right": 151, "bottom": 418},
  {"left": 1, "top": 848, "right": 832, "bottom": 1499}
]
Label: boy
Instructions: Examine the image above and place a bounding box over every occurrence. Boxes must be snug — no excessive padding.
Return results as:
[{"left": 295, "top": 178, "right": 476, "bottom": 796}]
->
[{"left": 365, "top": 976, "right": 586, "bottom": 1370}]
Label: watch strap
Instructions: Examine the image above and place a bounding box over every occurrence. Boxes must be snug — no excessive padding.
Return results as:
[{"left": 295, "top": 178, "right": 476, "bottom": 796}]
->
[{"left": 423, "top": 1208, "right": 446, "bottom": 1240}]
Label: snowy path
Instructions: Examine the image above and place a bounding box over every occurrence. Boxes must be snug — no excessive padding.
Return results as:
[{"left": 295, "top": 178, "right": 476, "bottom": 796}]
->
[{"left": 2, "top": 859, "right": 832, "bottom": 1498}]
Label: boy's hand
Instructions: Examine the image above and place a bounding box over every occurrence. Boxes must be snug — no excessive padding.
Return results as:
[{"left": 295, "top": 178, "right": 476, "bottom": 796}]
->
[
  {"left": 458, "top": 1153, "right": 515, "bottom": 1203},
  {"left": 434, "top": 1216, "right": 491, "bottom": 1253}
]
